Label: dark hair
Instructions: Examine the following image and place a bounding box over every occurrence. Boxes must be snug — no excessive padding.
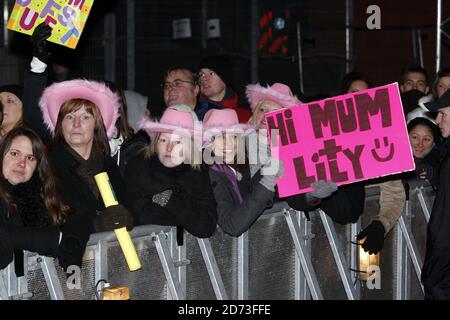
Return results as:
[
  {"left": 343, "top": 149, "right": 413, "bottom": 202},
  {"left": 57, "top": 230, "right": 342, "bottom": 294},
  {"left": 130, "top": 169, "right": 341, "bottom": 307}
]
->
[
  {"left": 407, "top": 117, "right": 442, "bottom": 146},
  {"left": 400, "top": 64, "right": 429, "bottom": 85},
  {"left": 0, "top": 127, "right": 71, "bottom": 225},
  {"left": 104, "top": 81, "right": 134, "bottom": 141},
  {"left": 340, "top": 72, "right": 373, "bottom": 94},
  {"left": 51, "top": 98, "right": 110, "bottom": 157},
  {"left": 432, "top": 67, "right": 450, "bottom": 98},
  {"left": 163, "top": 66, "right": 199, "bottom": 86}
]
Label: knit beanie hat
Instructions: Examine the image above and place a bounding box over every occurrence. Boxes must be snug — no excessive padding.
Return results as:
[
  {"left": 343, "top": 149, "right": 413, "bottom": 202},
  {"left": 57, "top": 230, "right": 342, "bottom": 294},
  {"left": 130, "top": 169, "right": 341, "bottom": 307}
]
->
[
  {"left": 0, "top": 84, "right": 24, "bottom": 103},
  {"left": 198, "top": 55, "right": 233, "bottom": 87}
]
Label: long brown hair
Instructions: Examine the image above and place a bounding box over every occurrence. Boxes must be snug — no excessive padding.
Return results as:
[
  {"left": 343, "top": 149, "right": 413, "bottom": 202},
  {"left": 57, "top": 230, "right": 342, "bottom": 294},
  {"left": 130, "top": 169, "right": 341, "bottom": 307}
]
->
[
  {"left": 0, "top": 127, "right": 71, "bottom": 225},
  {"left": 104, "top": 80, "right": 134, "bottom": 140},
  {"left": 51, "top": 98, "right": 110, "bottom": 157}
]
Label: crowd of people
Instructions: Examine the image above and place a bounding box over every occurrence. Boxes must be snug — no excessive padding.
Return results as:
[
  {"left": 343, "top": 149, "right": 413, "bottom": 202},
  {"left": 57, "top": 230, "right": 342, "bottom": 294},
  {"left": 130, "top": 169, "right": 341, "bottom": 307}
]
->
[{"left": 0, "top": 23, "right": 450, "bottom": 300}]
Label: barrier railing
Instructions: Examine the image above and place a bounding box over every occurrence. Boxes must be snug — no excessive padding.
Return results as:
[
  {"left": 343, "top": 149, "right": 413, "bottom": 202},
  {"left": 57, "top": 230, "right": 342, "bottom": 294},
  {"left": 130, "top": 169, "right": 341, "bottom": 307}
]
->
[{"left": 0, "top": 185, "right": 434, "bottom": 300}]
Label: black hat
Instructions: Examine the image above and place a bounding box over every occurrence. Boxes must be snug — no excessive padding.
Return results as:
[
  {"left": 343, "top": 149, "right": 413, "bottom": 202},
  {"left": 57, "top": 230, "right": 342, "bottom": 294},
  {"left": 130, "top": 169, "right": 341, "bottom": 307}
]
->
[
  {"left": 421, "top": 89, "right": 450, "bottom": 112},
  {"left": 401, "top": 89, "right": 425, "bottom": 114},
  {"left": 198, "top": 55, "right": 233, "bottom": 87},
  {"left": 0, "top": 84, "right": 24, "bottom": 102}
]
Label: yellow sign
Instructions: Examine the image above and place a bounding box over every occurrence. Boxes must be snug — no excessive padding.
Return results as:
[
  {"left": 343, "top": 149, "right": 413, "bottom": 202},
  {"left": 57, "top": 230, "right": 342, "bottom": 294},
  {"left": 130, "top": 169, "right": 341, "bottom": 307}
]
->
[{"left": 7, "top": 0, "right": 94, "bottom": 49}]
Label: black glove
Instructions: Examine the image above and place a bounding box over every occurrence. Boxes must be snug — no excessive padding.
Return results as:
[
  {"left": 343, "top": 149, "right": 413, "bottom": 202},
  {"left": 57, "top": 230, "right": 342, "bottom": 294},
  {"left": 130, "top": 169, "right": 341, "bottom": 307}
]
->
[
  {"left": 357, "top": 220, "right": 386, "bottom": 254},
  {"left": 0, "top": 228, "right": 13, "bottom": 269},
  {"left": 31, "top": 22, "right": 52, "bottom": 63},
  {"left": 58, "top": 214, "right": 93, "bottom": 271},
  {"left": 93, "top": 204, "right": 134, "bottom": 232}
]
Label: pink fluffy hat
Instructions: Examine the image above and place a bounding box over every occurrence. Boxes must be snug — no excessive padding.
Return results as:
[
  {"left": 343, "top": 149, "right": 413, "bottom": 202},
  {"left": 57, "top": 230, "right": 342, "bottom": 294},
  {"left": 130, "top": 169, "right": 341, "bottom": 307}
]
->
[
  {"left": 139, "top": 104, "right": 201, "bottom": 138},
  {"left": 246, "top": 82, "right": 302, "bottom": 111},
  {"left": 39, "top": 79, "right": 120, "bottom": 138},
  {"left": 202, "top": 108, "right": 256, "bottom": 147}
]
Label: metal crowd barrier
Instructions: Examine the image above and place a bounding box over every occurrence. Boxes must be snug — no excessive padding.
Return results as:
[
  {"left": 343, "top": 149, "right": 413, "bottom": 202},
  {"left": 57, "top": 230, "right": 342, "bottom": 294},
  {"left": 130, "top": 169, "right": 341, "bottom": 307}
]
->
[{"left": 0, "top": 185, "right": 434, "bottom": 300}]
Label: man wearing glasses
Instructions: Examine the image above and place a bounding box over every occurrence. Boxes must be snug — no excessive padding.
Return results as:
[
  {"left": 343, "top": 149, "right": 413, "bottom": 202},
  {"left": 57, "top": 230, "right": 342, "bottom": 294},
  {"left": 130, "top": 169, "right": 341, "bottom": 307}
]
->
[{"left": 162, "top": 65, "right": 223, "bottom": 120}]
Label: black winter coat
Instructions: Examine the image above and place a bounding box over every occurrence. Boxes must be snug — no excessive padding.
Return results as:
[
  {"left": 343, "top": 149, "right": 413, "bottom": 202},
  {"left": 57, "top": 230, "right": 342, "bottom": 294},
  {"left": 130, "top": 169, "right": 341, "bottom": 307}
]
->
[
  {"left": 47, "top": 144, "right": 127, "bottom": 217},
  {"left": 422, "top": 138, "right": 450, "bottom": 299},
  {"left": 124, "top": 153, "right": 217, "bottom": 238},
  {"left": 284, "top": 182, "right": 365, "bottom": 225}
]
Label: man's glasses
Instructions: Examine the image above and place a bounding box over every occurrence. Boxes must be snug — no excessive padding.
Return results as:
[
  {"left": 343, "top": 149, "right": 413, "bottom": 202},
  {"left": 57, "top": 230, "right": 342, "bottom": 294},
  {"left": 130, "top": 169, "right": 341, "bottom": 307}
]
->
[{"left": 161, "top": 79, "right": 194, "bottom": 90}]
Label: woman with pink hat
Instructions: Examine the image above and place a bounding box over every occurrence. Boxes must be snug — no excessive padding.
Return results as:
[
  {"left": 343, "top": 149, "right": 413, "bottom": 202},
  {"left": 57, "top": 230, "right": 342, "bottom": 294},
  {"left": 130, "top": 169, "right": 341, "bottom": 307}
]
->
[
  {"left": 124, "top": 104, "right": 217, "bottom": 239},
  {"left": 36, "top": 79, "right": 134, "bottom": 270},
  {"left": 246, "top": 83, "right": 365, "bottom": 225},
  {"left": 203, "top": 107, "right": 282, "bottom": 236}
]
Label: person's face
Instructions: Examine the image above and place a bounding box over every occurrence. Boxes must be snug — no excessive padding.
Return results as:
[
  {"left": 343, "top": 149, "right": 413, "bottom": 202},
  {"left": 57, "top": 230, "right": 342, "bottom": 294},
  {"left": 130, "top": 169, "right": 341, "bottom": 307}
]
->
[
  {"left": 212, "top": 134, "right": 238, "bottom": 164},
  {"left": 401, "top": 72, "right": 429, "bottom": 94},
  {"left": 436, "top": 76, "right": 450, "bottom": 98},
  {"left": 2, "top": 136, "right": 37, "bottom": 185},
  {"left": 156, "top": 132, "right": 186, "bottom": 168},
  {"left": 61, "top": 106, "right": 96, "bottom": 150},
  {"left": 256, "top": 100, "right": 284, "bottom": 129},
  {"left": 409, "top": 124, "right": 434, "bottom": 158},
  {"left": 163, "top": 70, "right": 199, "bottom": 108},
  {"left": 436, "top": 106, "right": 450, "bottom": 138},
  {"left": 0, "top": 92, "right": 23, "bottom": 130},
  {"left": 198, "top": 68, "right": 226, "bottom": 101},
  {"left": 347, "top": 80, "right": 369, "bottom": 93}
]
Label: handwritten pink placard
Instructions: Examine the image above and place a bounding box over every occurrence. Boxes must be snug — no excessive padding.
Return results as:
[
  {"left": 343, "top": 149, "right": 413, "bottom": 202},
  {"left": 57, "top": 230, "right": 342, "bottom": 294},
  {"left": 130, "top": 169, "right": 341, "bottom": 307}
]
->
[{"left": 266, "top": 83, "right": 415, "bottom": 198}]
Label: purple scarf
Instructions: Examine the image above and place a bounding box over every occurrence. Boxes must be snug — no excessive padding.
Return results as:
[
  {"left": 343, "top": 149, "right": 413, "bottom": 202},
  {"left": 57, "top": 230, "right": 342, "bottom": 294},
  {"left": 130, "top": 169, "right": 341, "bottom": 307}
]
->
[{"left": 211, "top": 164, "right": 244, "bottom": 204}]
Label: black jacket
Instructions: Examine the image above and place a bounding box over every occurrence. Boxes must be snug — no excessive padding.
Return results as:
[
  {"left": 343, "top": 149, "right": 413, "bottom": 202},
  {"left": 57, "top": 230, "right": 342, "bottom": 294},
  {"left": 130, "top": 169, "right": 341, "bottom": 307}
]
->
[
  {"left": 284, "top": 182, "right": 365, "bottom": 225},
  {"left": 208, "top": 165, "right": 274, "bottom": 237},
  {"left": 124, "top": 153, "right": 217, "bottom": 238},
  {"left": 47, "top": 144, "right": 127, "bottom": 217},
  {"left": 422, "top": 138, "right": 450, "bottom": 299}
]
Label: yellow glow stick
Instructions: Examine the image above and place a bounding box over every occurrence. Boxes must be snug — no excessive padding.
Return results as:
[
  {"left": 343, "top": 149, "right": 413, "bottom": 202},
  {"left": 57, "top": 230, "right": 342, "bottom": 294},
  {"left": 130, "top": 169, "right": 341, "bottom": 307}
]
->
[{"left": 94, "top": 172, "right": 141, "bottom": 271}]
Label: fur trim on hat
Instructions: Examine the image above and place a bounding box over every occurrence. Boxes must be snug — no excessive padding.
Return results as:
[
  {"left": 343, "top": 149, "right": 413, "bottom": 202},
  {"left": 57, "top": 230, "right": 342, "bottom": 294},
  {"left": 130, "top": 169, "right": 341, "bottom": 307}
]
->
[
  {"left": 246, "top": 83, "right": 302, "bottom": 111},
  {"left": 39, "top": 79, "right": 120, "bottom": 138}
]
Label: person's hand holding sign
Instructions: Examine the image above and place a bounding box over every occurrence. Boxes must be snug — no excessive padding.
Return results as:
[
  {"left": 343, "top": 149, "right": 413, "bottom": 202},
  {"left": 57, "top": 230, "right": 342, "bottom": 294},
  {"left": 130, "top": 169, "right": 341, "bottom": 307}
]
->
[
  {"left": 304, "top": 180, "right": 338, "bottom": 205},
  {"left": 31, "top": 22, "right": 52, "bottom": 63}
]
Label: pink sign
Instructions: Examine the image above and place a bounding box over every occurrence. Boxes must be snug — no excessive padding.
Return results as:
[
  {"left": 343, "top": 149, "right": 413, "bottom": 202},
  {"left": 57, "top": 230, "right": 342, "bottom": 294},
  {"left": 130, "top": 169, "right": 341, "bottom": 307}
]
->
[{"left": 266, "top": 83, "right": 415, "bottom": 198}]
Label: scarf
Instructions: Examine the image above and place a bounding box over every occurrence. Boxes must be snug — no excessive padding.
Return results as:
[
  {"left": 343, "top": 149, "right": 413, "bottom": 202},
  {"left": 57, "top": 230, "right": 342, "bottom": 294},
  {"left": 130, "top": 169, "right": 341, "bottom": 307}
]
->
[
  {"left": 66, "top": 145, "right": 104, "bottom": 200},
  {"left": 211, "top": 164, "right": 244, "bottom": 204}
]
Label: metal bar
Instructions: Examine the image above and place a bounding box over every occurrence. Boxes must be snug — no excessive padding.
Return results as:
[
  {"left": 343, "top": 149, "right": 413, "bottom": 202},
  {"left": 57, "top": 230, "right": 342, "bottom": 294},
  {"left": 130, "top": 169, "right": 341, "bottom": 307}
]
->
[
  {"left": 126, "top": 0, "right": 135, "bottom": 90},
  {"left": 417, "top": 187, "right": 431, "bottom": 222},
  {"left": 345, "top": 0, "right": 354, "bottom": 74},
  {"left": 250, "top": 0, "right": 259, "bottom": 83},
  {"left": 296, "top": 22, "right": 304, "bottom": 94},
  {"left": 153, "top": 232, "right": 185, "bottom": 300},
  {"left": 319, "top": 209, "right": 357, "bottom": 300},
  {"left": 351, "top": 220, "right": 361, "bottom": 297},
  {"left": 197, "top": 238, "right": 229, "bottom": 300},
  {"left": 238, "top": 231, "right": 249, "bottom": 300},
  {"left": 40, "top": 257, "right": 65, "bottom": 300},
  {"left": 5, "top": 263, "right": 17, "bottom": 298},
  {"left": 436, "top": 0, "right": 442, "bottom": 73},
  {"left": 418, "top": 28, "right": 424, "bottom": 68},
  {"left": 398, "top": 216, "right": 424, "bottom": 293},
  {"left": 94, "top": 240, "right": 108, "bottom": 294},
  {"left": 285, "top": 209, "right": 323, "bottom": 300},
  {"left": 441, "top": 29, "right": 450, "bottom": 40},
  {"left": 296, "top": 210, "right": 311, "bottom": 300},
  {"left": 169, "top": 228, "right": 186, "bottom": 294},
  {"left": 0, "top": 269, "right": 9, "bottom": 300}
]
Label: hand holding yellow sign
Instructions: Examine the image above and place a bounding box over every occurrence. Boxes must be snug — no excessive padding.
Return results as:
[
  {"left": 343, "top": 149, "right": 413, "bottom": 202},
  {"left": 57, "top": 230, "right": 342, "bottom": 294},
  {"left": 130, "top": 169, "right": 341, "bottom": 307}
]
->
[{"left": 7, "top": 0, "right": 94, "bottom": 49}]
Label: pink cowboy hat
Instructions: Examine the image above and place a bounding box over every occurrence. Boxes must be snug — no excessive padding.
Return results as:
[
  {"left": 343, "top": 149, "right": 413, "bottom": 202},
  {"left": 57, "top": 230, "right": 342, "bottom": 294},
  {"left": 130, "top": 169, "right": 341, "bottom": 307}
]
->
[
  {"left": 39, "top": 79, "right": 120, "bottom": 138},
  {"left": 246, "top": 82, "right": 302, "bottom": 111},
  {"left": 202, "top": 108, "right": 256, "bottom": 147},
  {"left": 139, "top": 104, "right": 200, "bottom": 138}
]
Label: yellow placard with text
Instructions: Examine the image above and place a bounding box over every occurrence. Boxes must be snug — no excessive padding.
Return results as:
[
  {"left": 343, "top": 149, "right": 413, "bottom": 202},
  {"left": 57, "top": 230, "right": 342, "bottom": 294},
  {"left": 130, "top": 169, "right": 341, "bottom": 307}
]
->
[{"left": 7, "top": 0, "right": 94, "bottom": 49}]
